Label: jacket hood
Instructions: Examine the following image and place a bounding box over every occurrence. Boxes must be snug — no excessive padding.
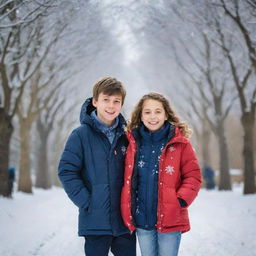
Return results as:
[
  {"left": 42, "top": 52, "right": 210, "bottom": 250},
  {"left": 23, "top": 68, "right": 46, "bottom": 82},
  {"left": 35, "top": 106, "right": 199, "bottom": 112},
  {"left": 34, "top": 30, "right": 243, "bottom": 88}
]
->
[
  {"left": 79, "top": 97, "right": 127, "bottom": 131},
  {"left": 79, "top": 98, "right": 95, "bottom": 125}
]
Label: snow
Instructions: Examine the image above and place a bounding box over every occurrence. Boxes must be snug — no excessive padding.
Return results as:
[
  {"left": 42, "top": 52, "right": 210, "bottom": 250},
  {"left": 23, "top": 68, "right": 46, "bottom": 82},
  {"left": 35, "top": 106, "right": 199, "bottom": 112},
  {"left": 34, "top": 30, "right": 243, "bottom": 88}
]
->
[{"left": 0, "top": 185, "right": 255, "bottom": 256}]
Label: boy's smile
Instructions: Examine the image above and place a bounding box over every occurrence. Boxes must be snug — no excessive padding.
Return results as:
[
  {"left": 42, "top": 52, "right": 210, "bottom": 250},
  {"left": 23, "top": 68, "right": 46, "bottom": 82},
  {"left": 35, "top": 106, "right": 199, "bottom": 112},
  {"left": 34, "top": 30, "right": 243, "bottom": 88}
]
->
[{"left": 93, "top": 93, "right": 122, "bottom": 126}]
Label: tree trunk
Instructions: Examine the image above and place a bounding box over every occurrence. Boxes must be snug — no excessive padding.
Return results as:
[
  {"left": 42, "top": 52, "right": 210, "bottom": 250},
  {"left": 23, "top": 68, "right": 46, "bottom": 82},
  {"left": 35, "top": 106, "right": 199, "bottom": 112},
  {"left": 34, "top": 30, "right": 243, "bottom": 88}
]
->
[
  {"left": 0, "top": 108, "right": 13, "bottom": 197},
  {"left": 18, "top": 119, "right": 32, "bottom": 193},
  {"left": 217, "top": 123, "right": 232, "bottom": 190},
  {"left": 52, "top": 168, "right": 61, "bottom": 187},
  {"left": 241, "top": 112, "right": 256, "bottom": 194},
  {"left": 201, "top": 118, "right": 211, "bottom": 165},
  {"left": 51, "top": 135, "right": 62, "bottom": 187},
  {"left": 35, "top": 122, "right": 51, "bottom": 189}
]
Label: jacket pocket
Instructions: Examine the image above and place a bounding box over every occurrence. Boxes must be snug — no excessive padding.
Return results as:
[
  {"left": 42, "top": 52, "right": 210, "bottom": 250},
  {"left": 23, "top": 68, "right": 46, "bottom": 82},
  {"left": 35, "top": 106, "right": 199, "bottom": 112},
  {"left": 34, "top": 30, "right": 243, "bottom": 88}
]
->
[
  {"left": 79, "top": 184, "right": 111, "bottom": 230},
  {"left": 161, "top": 187, "right": 182, "bottom": 227},
  {"left": 90, "top": 184, "right": 110, "bottom": 210}
]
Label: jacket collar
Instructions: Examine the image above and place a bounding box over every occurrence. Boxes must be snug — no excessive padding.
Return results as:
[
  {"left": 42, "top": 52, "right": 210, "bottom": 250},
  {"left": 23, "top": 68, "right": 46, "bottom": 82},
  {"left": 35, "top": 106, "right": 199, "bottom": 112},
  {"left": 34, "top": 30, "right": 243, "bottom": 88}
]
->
[
  {"left": 138, "top": 122, "right": 173, "bottom": 143},
  {"left": 128, "top": 125, "right": 188, "bottom": 145}
]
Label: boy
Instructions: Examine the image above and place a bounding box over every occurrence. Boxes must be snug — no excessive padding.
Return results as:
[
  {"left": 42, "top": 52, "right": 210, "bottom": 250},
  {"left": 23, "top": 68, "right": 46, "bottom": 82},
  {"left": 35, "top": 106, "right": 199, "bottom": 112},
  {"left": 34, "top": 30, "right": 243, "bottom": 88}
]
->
[{"left": 58, "top": 77, "right": 136, "bottom": 256}]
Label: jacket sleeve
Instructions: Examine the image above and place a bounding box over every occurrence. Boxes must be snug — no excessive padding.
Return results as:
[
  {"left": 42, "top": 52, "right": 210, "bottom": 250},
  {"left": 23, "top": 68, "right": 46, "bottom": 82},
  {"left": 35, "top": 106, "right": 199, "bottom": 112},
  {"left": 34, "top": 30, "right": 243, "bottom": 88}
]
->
[
  {"left": 58, "top": 129, "right": 90, "bottom": 210},
  {"left": 176, "top": 142, "right": 202, "bottom": 206}
]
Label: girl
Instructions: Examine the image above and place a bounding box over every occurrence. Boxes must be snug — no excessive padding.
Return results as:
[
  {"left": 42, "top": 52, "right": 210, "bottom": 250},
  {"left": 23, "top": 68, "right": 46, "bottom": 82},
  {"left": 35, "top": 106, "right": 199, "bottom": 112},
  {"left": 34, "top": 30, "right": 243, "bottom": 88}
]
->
[{"left": 121, "top": 93, "right": 201, "bottom": 256}]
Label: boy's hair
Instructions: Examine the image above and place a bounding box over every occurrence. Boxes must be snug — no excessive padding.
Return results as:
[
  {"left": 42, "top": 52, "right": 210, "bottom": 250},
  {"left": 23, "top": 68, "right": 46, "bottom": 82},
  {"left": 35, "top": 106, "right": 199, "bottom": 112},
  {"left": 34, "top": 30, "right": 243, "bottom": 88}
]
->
[
  {"left": 93, "top": 77, "right": 126, "bottom": 104},
  {"left": 128, "top": 92, "right": 192, "bottom": 138}
]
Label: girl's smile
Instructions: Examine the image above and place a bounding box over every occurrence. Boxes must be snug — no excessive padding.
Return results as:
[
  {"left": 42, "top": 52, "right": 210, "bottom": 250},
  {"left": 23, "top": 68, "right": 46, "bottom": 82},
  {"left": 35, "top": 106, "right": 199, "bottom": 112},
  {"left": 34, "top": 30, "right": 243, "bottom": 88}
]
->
[{"left": 141, "top": 99, "right": 167, "bottom": 132}]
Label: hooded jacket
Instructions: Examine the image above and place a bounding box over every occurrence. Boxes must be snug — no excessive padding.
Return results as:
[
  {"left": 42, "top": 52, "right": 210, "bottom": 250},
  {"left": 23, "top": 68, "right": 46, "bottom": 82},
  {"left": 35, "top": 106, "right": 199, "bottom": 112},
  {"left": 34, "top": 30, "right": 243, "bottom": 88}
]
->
[
  {"left": 58, "top": 98, "right": 129, "bottom": 236},
  {"left": 121, "top": 126, "right": 201, "bottom": 233}
]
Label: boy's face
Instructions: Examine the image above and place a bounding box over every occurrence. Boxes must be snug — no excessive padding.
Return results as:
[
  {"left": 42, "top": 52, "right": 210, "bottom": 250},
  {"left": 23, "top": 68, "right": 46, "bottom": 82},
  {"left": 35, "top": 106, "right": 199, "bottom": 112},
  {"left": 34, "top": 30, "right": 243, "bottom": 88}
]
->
[{"left": 93, "top": 93, "right": 123, "bottom": 126}]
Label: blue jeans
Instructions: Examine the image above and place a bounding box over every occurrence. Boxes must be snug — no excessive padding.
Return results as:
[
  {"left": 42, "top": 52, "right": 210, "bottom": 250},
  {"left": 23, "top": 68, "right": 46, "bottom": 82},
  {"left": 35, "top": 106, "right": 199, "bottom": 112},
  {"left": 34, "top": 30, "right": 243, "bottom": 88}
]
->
[{"left": 137, "top": 228, "right": 181, "bottom": 256}]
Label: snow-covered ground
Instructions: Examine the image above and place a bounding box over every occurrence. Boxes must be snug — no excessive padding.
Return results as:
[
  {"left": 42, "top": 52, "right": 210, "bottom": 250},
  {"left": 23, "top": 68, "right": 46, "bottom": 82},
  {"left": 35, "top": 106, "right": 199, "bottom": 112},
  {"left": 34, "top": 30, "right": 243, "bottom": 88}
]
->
[{"left": 0, "top": 185, "right": 255, "bottom": 256}]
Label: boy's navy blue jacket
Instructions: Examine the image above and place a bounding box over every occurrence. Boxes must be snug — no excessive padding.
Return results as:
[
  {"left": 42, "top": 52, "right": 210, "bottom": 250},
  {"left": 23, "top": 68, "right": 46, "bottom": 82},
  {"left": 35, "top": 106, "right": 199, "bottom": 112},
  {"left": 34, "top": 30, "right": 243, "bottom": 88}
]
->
[{"left": 58, "top": 98, "right": 129, "bottom": 236}]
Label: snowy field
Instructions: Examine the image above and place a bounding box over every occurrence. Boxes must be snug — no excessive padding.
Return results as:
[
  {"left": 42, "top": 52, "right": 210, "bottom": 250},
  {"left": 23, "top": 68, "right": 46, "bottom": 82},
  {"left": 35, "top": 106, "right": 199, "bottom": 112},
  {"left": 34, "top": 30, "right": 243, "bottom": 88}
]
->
[{"left": 1, "top": 185, "right": 255, "bottom": 256}]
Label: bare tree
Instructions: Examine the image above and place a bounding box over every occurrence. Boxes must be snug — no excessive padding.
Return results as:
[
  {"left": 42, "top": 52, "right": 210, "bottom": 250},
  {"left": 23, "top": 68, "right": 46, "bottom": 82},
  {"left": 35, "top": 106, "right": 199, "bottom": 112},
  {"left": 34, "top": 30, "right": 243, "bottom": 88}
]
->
[
  {"left": 48, "top": 99, "right": 79, "bottom": 187},
  {"left": 34, "top": 96, "right": 65, "bottom": 189},
  {"left": 17, "top": 65, "right": 67, "bottom": 193},
  {"left": 214, "top": 0, "right": 256, "bottom": 194}
]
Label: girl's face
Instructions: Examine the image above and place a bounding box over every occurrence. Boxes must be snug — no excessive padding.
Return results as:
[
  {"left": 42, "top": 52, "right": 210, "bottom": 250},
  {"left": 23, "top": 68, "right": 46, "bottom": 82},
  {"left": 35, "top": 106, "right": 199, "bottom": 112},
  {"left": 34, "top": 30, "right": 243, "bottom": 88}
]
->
[{"left": 141, "top": 99, "right": 167, "bottom": 132}]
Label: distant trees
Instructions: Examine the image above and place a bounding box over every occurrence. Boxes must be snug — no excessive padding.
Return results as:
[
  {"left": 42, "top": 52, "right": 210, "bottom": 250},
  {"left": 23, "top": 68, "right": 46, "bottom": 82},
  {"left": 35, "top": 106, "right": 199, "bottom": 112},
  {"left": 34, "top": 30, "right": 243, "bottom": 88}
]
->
[
  {"left": 176, "top": 0, "right": 255, "bottom": 193},
  {"left": 216, "top": 0, "right": 256, "bottom": 194},
  {"left": 0, "top": 0, "right": 56, "bottom": 197},
  {"left": 0, "top": 0, "right": 124, "bottom": 196},
  {"left": 173, "top": 29, "right": 235, "bottom": 190},
  {"left": 178, "top": 0, "right": 256, "bottom": 194}
]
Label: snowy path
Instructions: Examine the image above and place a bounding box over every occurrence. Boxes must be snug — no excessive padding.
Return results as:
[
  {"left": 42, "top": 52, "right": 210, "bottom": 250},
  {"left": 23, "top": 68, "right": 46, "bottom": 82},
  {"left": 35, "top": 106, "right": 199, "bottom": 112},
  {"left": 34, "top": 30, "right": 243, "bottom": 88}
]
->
[{"left": 1, "top": 186, "right": 255, "bottom": 256}]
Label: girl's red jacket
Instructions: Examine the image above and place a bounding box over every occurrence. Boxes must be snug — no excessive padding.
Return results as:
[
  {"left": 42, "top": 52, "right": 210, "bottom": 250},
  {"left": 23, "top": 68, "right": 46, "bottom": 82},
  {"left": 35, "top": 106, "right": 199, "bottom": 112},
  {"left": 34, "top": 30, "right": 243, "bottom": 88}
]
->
[{"left": 121, "top": 127, "right": 202, "bottom": 233}]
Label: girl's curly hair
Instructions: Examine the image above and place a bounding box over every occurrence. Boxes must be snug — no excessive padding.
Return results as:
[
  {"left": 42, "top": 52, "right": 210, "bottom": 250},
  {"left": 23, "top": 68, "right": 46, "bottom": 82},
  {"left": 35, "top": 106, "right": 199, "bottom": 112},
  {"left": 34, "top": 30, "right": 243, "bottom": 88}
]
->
[{"left": 128, "top": 92, "right": 192, "bottom": 138}]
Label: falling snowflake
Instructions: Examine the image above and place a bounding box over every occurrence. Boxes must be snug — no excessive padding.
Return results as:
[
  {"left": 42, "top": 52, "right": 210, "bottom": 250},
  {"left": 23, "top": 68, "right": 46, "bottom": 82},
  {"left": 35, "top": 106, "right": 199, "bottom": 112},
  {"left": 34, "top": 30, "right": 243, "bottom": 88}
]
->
[
  {"left": 169, "top": 146, "right": 176, "bottom": 152},
  {"left": 138, "top": 160, "right": 145, "bottom": 168},
  {"left": 136, "top": 207, "right": 140, "bottom": 215},
  {"left": 121, "top": 146, "right": 126, "bottom": 155},
  {"left": 165, "top": 165, "right": 175, "bottom": 175}
]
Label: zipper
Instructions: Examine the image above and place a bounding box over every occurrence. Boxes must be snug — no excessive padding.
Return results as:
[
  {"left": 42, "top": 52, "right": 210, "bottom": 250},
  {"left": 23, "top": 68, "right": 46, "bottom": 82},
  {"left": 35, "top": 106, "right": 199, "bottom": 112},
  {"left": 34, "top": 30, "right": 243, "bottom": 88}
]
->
[
  {"left": 108, "top": 131, "right": 125, "bottom": 236},
  {"left": 156, "top": 143, "right": 169, "bottom": 230}
]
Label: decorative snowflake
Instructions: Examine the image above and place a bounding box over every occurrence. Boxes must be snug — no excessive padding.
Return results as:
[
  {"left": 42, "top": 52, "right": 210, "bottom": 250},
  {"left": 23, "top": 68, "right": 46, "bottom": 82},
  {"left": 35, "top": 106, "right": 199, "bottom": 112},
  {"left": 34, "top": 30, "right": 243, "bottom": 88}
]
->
[
  {"left": 138, "top": 160, "right": 145, "bottom": 168},
  {"left": 152, "top": 169, "right": 158, "bottom": 175},
  {"left": 165, "top": 165, "right": 175, "bottom": 175},
  {"left": 121, "top": 146, "right": 126, "bottom": 155},
  {"left": 169, "top": 146, "right": 176, "bottom": 152}
]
